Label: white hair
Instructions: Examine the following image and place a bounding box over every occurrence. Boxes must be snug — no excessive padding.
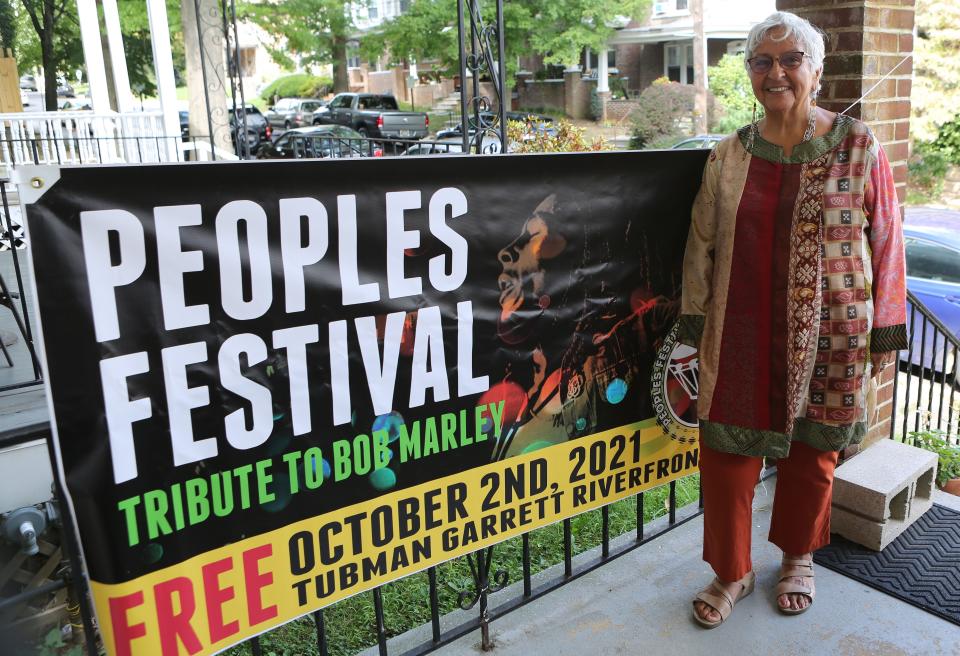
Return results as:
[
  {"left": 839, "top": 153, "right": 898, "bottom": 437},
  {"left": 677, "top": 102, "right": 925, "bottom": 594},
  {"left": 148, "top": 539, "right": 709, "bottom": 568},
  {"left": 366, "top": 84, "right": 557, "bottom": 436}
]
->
[{"left": 745, "top": 11, "right": 826, "bottom": 72}]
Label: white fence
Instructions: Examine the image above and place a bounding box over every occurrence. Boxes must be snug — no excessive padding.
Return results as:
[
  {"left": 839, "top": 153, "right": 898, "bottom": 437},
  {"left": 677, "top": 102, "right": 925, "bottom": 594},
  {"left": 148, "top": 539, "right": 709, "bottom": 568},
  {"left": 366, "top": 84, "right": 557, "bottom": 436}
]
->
[{"left": 0, "top": 111, "right": 236, "bottom": 174}]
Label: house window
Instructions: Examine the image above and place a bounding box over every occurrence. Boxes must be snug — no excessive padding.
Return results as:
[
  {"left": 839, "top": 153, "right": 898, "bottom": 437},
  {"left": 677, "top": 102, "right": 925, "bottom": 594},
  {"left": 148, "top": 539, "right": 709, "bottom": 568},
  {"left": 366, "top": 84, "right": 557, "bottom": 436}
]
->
[
  {"left": 347, "top": 43, "right": 361, "bottom": 69},
  {"left": 239, "top": 47, "right": 256, "bottom": 77},
  {"left": 586, "top": 49, "right": 616, "bottom": 72},
  {"left": 653, "top": 0, "right": 690, "bottom": 15},
  {"left": 665, "top": 42, "right": 695, "bottom": 84},
  {"left": 367, "top": 1, "right": 378, "bottom": 19}
]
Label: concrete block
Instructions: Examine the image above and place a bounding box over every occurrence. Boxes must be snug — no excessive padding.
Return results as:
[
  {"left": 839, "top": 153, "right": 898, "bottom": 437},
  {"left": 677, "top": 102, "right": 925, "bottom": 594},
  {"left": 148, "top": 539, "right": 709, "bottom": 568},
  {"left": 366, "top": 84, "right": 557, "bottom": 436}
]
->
[{"left": 831, "top": 440, "right": 937, "bottom": 551}]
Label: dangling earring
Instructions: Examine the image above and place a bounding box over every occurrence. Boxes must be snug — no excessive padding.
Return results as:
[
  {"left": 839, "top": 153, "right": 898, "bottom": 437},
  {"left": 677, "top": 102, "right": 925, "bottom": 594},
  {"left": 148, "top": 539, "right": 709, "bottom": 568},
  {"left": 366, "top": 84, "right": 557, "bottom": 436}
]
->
[
  {"left": 803, "top": 91, "right": 818, "bottom": 142},
  {"left": 746, "top": 101, "right": 760, "bottom": 153}
]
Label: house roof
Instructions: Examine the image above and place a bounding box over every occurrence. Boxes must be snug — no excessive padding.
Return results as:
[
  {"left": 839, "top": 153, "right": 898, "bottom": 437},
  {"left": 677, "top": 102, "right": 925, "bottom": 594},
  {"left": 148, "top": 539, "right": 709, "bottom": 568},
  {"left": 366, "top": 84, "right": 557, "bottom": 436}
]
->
[{"left": 609, "top": 24, "right": 752, "bottom": 45}]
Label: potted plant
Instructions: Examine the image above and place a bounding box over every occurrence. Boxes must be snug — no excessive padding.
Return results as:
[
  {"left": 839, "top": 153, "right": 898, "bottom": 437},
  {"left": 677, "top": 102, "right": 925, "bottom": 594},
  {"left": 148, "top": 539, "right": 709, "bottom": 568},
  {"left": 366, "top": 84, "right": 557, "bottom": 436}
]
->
[{"left": 911, "top": 430, "right": 960, "bottom": 496}]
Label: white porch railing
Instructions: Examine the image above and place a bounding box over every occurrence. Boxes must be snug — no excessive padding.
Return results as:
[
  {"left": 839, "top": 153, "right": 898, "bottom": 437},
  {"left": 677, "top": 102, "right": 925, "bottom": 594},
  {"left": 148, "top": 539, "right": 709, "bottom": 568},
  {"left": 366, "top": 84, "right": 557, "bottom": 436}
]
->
[{"left": 0, "top": 111, "right": 236, "bottom": 173}]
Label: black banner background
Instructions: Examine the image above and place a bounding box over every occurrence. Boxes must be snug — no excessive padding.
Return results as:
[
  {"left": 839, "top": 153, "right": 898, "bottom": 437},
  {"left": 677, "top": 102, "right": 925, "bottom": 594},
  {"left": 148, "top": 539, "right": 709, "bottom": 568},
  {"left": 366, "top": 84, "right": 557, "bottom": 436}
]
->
[{"left": 25, "top": 150, "right": 707, "bottom": 585}]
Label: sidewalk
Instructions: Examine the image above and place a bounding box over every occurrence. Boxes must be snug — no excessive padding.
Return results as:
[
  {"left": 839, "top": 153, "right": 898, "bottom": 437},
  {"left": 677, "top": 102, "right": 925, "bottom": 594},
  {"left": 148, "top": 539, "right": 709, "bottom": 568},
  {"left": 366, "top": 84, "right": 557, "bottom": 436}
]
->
[{"left": 374, "top": 476, "right": 960, "bottom": 656}]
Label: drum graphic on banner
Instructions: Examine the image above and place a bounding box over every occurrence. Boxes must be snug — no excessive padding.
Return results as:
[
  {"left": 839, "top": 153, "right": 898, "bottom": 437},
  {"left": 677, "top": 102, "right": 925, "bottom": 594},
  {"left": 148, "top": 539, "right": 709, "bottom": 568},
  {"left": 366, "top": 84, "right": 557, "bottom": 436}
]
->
[{"left": 651, "top": 321, "right": 700, "bottom": 444}]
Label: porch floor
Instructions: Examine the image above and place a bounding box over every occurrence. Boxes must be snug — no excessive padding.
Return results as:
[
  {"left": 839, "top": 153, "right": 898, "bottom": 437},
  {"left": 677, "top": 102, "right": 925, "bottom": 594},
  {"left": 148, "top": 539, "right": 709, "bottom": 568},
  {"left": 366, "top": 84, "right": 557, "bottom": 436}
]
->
[{"left": 377, "top": 476, "right": 960, "bottom": 656}]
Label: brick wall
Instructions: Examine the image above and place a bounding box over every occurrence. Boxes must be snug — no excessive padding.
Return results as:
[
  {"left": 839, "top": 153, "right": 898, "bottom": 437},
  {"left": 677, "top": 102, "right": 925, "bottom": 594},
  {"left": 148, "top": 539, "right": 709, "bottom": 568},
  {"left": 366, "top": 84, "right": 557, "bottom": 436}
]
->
[
  {"left": 605, "top": 99, "right": 643, "bottom": 123},
  {"left": 367, "top": 71, "right": 395, "bottom": 96},
  {"left": 516, "top": 79, "right": 566, "bottom": 114},
  {"left": 564, "top": 70, "right": 595, "bottom": 120},
  {"left": 616, "top": 44, "right": 665, "bottom": 93},
  {"left": 776, "top": 0, "right": 916, "bottom": 451}
]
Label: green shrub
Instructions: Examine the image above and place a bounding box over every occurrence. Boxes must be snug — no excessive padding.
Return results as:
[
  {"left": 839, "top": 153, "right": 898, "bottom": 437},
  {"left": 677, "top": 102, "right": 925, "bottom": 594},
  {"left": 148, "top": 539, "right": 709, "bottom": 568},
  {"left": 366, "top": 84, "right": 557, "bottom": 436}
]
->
[
  {"left": 708, "top": 53, "right": 754, "bottom": 133},
  {"left": 910, "top": 430, "right": 960, "bottom": 487},
  {"left": 907, "top": 140, "right": 949, "bottom": 204},
  {"left": 589, "top": 87, "right": 602, "bottom": 122},
  {"left": 260, "top": 74, "right": 333, "bottom": 102},
  {"left": 507, "top": 119, "right": 610, "bottom": 152},
  {"left": 629, "top": 78, "right": 714, "bottom": 148},
  {"left": 932, "top": 116, "right": 960, "bottom": 164}
]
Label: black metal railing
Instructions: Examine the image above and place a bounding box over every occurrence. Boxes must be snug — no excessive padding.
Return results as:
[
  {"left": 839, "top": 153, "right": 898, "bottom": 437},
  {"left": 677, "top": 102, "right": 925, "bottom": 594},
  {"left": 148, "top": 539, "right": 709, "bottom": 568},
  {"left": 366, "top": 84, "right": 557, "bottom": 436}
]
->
[
  {"left": 0, "top": 178, "right": 43, "bottom": 394},
  {"left": 891, "top": 289, "right": 960, "bottom": 445},
  {"left": 1, "top": 130, "right": 500, "bottom": 170},
  {"left": 242, "top": 478, "right": 704, "bottom": 656},
  {"left": 276, "top": 133, "right": 502, "bottom": 160}
]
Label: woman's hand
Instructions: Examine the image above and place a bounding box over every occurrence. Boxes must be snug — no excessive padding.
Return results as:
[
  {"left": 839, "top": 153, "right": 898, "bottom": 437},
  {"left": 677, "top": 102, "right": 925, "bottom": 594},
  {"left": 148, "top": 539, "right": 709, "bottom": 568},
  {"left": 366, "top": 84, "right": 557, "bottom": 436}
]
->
[{"left": 870, "top": 351, "right": 896, "bottom": 378}]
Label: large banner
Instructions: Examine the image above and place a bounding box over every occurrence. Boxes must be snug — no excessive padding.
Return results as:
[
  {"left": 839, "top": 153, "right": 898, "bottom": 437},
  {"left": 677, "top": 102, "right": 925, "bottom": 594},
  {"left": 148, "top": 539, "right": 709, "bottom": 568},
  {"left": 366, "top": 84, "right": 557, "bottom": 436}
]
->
[{"left": 19, "top": 150, "right": 706, "bottom": 656}]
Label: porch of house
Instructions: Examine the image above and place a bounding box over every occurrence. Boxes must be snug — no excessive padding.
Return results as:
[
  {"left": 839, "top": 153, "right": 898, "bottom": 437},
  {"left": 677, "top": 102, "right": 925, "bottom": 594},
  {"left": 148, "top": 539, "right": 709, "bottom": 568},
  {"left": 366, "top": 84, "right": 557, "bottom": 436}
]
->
[{"left": 370, "top": 477, "right": 960, "bottom": 656}]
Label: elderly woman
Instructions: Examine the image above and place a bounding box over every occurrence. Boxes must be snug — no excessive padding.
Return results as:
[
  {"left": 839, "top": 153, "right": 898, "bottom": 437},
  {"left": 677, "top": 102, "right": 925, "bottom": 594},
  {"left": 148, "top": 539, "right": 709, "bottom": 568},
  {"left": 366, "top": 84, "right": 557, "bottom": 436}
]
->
[{"left": 681, "top": 11, "right": 907, "bottom": 628}]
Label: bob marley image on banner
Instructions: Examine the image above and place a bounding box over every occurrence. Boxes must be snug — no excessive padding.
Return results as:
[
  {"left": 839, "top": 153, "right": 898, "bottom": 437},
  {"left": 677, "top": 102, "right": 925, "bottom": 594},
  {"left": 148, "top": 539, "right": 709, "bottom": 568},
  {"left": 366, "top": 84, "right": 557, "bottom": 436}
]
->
[{"left": 489, "top": 191, "right": 689, "bottom": 460}]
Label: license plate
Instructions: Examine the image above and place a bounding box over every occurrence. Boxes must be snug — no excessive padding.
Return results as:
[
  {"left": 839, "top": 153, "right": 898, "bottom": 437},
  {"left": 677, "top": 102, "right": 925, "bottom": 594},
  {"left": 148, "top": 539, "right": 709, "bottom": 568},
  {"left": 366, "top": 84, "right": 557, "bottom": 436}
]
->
[{"left": 399, "top": 130, "right": 413, "bottom": 138}]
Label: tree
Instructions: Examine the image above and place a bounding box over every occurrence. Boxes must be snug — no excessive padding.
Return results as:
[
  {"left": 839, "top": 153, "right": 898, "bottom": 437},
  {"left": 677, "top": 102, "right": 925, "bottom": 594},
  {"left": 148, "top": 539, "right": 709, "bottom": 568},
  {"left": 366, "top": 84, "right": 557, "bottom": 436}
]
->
[
  {"left": 360, "top": 0, "right": 458, "bottom": 79},
  {"left": 360, "top": 0, "right": 534, "bottom": 85},
  {"left": 366, "top": 0, "right": 648, "bottom": 86},
  {"left": 19, "top": 0, "right": 78, "bottom": 109},
  {"left": 242, "top": 0, "right": 353, "bottom": 93},
  {"left": 118, "top": 0, "right": 184, "bottom": 99},
  {"left": 522, "top": 0, "right": 648, "bottom": 67},
  {"left": 0, "top": 0, "right": 17, "bottom": 56},
  {"left": 911, "top": 0, "right": 960, "bottom": 142}
]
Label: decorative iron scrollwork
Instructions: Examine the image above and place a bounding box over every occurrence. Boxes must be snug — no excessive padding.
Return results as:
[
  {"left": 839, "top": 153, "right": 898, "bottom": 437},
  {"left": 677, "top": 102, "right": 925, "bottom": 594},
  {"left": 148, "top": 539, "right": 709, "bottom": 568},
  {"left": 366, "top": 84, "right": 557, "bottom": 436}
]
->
[
  {"left": 456, "top": 546, "right": 510, "bottom": 611},
  {"left": 457, "top": 0, "right": 507, "bottom": 155}
]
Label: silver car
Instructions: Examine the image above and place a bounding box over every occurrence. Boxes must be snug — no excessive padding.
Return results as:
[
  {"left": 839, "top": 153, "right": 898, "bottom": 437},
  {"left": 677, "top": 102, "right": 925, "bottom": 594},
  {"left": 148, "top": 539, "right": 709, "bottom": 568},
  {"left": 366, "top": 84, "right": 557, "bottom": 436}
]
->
[{"left": 264, "top": 98, "right": 328, "bottom": 130}]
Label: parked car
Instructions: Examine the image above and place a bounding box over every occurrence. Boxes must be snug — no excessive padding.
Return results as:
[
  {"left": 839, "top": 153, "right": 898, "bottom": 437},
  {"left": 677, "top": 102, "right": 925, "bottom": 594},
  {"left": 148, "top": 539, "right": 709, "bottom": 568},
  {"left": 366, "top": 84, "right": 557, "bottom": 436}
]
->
[
  {"left": 230, "top": 105, "right": 272, "bottom": 156},
  {"left": 56, "top": 80, "right": 75, "bottom": 98},
  {"left": 179, "top": 111, "right": 190, "bottom": 141},
  {"left": 57, "top": 97, "right": 92, "bottom": 111},
  {"left": 403, "top": 136, "right": 502, "bottom": 156},
  {"left": 317, "top": 93, "right": 428, "bottom": 140},
  {"left": 256, "top": 125, "right": 371, "bottom": 159},
  {"left": 175, "top": 107, "right": 271, "bottom": 155},
  {"left": 901, "top": 216, "right": 960, "bottom": 374},
  {"left": 670, "top": 135, "right": 724, "bottom": 149},
  {"left": 264, "top": 98, "right": 328, "bottom": 130},
  {"left": 436, "top": 111, "right": 555, "bottom": 140},
  {"left": 19, "top": 74, "right": 37, "bottom": 91}
]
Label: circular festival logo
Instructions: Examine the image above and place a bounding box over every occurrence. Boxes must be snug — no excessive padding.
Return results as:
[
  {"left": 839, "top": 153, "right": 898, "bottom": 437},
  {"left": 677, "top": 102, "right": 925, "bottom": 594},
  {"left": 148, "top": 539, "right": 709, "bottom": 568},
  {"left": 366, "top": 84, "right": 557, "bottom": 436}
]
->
[{"left": 651, "top": 322, "right": 699, "bottom": 444}]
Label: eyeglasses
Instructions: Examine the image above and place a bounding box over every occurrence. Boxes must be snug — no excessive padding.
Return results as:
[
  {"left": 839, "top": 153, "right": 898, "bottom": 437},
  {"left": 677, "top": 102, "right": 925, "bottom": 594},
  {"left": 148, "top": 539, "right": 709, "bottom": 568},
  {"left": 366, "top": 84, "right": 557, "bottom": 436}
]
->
[{"left": 746, "top": 51, "right": 807, "bottom": 74}]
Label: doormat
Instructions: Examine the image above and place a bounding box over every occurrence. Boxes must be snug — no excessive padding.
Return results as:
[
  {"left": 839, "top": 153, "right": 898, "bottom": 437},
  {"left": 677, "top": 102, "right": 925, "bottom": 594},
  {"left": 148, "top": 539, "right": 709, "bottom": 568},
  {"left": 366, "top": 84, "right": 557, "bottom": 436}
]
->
[{"left": 814, "top": 503, "right": 960, "bottom": 626}]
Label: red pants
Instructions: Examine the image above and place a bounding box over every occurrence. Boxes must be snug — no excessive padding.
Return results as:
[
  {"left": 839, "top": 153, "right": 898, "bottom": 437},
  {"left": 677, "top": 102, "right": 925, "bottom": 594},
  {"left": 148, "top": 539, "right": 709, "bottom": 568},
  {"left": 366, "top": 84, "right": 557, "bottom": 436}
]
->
[{"left": 700, "top": 439, "right": 839, "bottom": 582}]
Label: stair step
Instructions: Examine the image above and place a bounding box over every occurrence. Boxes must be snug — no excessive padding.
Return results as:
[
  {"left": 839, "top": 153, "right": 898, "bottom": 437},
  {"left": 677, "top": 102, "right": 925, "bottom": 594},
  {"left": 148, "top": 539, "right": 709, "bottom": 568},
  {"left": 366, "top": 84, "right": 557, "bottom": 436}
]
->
[{"left": 429, "top": 92, "right": 463, "bottom": 113}]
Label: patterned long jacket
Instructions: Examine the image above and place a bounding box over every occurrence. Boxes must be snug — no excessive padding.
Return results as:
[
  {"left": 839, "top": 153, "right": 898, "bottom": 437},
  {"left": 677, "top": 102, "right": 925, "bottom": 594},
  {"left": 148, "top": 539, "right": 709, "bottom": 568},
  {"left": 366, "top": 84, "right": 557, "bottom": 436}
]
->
[{"left": 679, "top": 115, "right": 908, "bottom": 458}]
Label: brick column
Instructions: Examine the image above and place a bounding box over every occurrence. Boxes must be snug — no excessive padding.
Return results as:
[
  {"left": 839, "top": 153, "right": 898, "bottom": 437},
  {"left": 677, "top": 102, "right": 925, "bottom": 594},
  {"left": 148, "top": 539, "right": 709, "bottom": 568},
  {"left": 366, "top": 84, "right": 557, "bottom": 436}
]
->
[
  {"left": 564, "top": 67, "right": 583, "bottom": 119},
  {"left": 776, "top": 1, "right": 916, "bottom": 453}
]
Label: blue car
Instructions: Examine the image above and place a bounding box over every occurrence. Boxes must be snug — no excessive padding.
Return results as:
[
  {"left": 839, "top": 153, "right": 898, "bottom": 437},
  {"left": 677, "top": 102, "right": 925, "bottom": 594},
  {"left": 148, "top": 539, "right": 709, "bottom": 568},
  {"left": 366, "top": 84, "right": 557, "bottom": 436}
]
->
[{"left": 901, "top": 209, "right": 960, "bottom": 372}]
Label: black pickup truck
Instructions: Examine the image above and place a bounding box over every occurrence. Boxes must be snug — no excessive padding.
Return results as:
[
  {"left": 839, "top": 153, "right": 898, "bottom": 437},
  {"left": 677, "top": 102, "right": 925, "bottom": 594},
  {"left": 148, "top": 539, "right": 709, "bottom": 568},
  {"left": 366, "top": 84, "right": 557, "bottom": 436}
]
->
[{"left": 316, "top": 93, "right": 429, "bottom": 140}]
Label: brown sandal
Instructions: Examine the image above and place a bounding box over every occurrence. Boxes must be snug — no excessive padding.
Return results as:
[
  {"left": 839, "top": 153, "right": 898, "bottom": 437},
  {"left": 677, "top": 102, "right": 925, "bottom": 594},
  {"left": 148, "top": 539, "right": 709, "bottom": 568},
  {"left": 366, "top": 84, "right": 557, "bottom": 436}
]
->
[
  {"left": 776, "top": 557, "right": 815, "bottom": 615},
  {"left": 692, "top": 570, "right": 756, "bottom": 629}
]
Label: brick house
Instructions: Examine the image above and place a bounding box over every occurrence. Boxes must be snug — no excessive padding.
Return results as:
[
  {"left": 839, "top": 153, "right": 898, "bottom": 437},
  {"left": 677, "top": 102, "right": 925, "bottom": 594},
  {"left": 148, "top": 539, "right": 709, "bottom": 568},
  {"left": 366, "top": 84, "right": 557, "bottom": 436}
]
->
[
  {"left": 515, "top": 0, "right": 775, "bottom": 118},
  {"left": 610, "top": 0, "right": 775, "bottom": 95}
]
